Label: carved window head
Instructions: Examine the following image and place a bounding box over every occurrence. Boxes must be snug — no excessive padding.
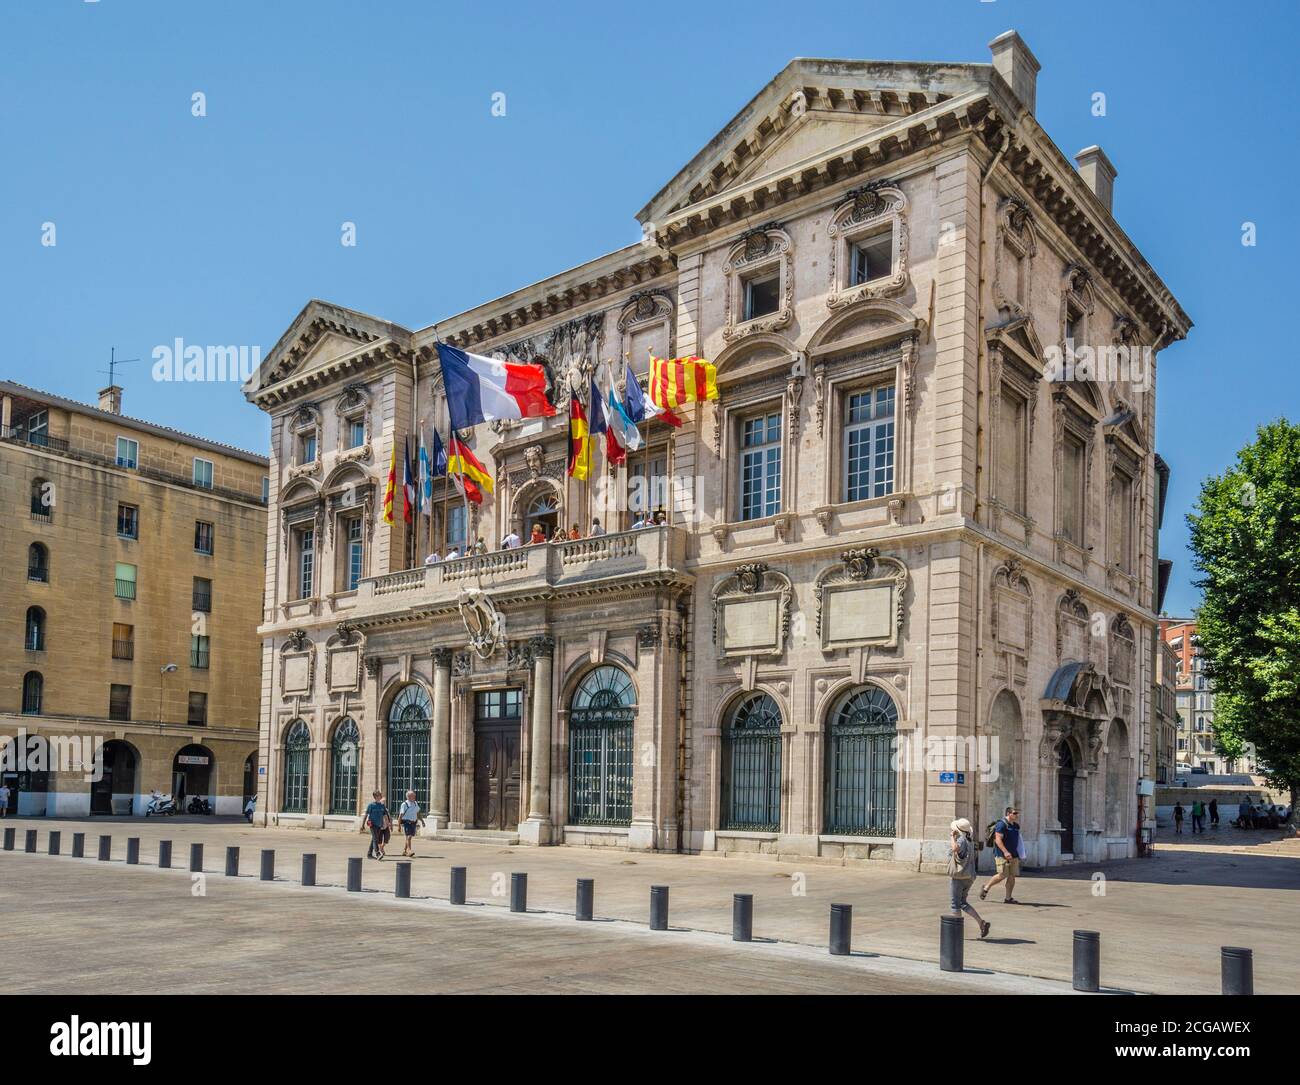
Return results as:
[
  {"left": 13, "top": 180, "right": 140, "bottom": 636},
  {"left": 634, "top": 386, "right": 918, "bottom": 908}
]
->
[
  {"left": 827, "top": 184, "right": 908, "bottom": 309},
  {"left": 743, "top": 271, "right": 780, "bottom": 321},
  {"left": 723, "top": 226, "right": 792, "bottom": 340}
]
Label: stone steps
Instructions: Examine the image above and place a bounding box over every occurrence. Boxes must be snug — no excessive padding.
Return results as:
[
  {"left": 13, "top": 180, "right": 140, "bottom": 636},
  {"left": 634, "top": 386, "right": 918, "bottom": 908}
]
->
[{"left": 431, "top": 828, "right": 520, "bottom": 846}]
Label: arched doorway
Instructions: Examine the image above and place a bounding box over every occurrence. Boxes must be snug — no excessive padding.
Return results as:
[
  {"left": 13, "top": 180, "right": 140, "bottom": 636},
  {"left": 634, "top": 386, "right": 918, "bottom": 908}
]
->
[
  {"left": 568, "top": 665, "right": 635, "bottom": 826},
  {"left": 172, "top": 744, "right": 214, "bottom": 811},
  {"left": 91, "top": 740, "right": 137, "bottom": 815},
  {"left": 330, "top": 719, "right": 360, "bottom": 815},
  {"left": 985, "top": 690, "right": 1022, "bottom": 824},
  {"left": 824, "top": 684, "right": 899, "bottom": 836},
  {"left": 1057, "top": 742, "right": 1077, "bottom": 856},
  {"left": 720, "top": 692, "right": 782, "bottom": 831},
  {"left": 387, "top": 685, "right": 432, "bottom": 813},
  {"left": 523, "top": 491, "right": 560, "bottom": 539},
  {"left": 1104, "top": 719, "right": 1131, "bottom": 836}
]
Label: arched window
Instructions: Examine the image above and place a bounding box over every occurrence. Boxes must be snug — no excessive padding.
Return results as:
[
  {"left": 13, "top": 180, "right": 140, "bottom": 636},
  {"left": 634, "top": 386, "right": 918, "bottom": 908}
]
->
[
  {"left": 387, "top": 685, "right": 431, "bottom": 811},
  {"left": 569, "top": 666, "right": 635, "bottom": 825},
  {"left": 24, "top": 607, "right": 45, "bottom": 652},
  {"left": 330, "top": 718, "right": 361, "bottom": 815},
  {"left": 22, "top": 672, "right": 43, "bottom": 715},
  {"left": 721, "top": 692, "right": 782, "bottom": 831},
  {"left": 30, "top": 478, "right": 51, "bottom": 521},
  {"left": 525, "top": 492, "right": 560, "bottom": 539},
  {"left": 824, "top": 684, "right": 898, "bottom": 836},
  {"left": 282, "top": 720, "right": 311, "bottom": 813},
  {"left": 27, "top": 543, "right": 48, "bottom": 583}
]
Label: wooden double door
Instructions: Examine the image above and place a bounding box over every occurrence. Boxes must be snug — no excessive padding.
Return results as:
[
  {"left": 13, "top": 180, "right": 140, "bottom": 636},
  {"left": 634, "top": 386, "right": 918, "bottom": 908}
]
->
[{"left": 473, "top": 689, "right": 523, "bottom": 831}]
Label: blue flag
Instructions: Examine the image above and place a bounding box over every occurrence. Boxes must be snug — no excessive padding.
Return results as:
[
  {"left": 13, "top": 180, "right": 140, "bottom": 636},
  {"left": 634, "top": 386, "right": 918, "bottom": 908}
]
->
[{"left": 430, "top": 428, "right": 448, "bottom": 477}]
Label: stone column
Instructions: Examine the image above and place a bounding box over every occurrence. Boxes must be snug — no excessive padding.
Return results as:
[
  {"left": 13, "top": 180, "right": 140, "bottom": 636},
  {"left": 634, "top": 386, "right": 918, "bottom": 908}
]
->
[
  {"left": 430, "top": 647, "right": 453, "bottom": 829},
  {"left": 519, "top": 634, "right": 554, "bottom": 844}
]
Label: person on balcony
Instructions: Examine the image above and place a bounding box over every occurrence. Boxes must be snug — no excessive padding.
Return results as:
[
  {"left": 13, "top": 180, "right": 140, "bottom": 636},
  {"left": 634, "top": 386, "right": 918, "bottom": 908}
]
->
[
  {"left": 501, "top": 529, "right": 521, "bottom": 549},
  {"left": 528, "top": 523, "right": 547, "bottom": 545},
  {"left": 652, "top": 509, "right": 667, "bottom": 525},
  {"left": 472, "top": 537, "right": 488, "bottom": 555},
  {"left": 445, "top": 544, "right": 461, "bottom": 560},
  {"left": 589, "top": 518, "right": 605, "bottom": 536},
  {"left": 424, "top": 550, "right": 442, "bottom": 565}
]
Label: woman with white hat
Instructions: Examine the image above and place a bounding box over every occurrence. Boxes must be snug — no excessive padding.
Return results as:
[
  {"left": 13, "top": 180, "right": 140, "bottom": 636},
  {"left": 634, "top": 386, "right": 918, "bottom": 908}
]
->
[{"left": 948, "top": 817, "right": 990, "bottom": 938}]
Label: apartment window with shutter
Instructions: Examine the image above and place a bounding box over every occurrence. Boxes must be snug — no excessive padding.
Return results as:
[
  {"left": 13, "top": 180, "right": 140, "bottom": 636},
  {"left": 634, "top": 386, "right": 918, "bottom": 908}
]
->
[
  {"left": 109, "top": 683, "right": 132, "bottom": 721},
  {"left": 112, "top": 623, "right": 134, "bottom": 660},
  {"left": 192, "top": 577, "right": 212, "bottom": 613},
  {"left": 195, "top": 520, "right": 214, "bottom": 555},
  {"left": 117, "top": 504, "right": 139, "bottom": 539},
  {"left": 114, "top": 562, "right": 137, "bottom": 600},
  {"left": 187, "top": 692, "right": 208, "bottom": 727}
]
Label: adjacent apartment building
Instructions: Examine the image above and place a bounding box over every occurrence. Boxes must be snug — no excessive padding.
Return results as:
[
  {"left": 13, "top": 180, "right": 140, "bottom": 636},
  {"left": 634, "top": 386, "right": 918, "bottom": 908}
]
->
[
  {"left": 244, "top": 31, "right": 1191, "bottom": 868},
  {"left": 1160, "top": 618, "right": 1255, "bottom": 776},
  {"left": 1, "top": 381, "right": 267, "bottom": 815}
]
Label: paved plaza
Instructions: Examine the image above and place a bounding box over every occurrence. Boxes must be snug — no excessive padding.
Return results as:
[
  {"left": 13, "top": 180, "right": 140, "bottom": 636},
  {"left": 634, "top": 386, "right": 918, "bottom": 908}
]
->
[{"left": 1, "top": 816, "right": 1296, "bottom": 994}]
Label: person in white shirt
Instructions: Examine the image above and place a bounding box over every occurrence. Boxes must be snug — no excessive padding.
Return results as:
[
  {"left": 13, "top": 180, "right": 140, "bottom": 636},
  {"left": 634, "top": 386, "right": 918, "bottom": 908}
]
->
[
  {"left": 424, "top": 550, "right": 442, "bottom": 565},
  {"left": 631, "top": 514, "right": 647, "bottom": 529},
  {"left": 398, "top": 790, "right": 422, "bottom": 857},
  {"left": 589, "top": 518, "right": 606, "bottom": 537},
  {"left": 244, "top": 795, "right": 256, "bottom": 823},
  {"left": 445, "top": 546, "right": 461, "bottom": 560},
  {"left": 501, "top": 530, "right": 521, "bottom": 550},
  {"left": 0, "top": 784, "right": 9, "bottom": 817}
]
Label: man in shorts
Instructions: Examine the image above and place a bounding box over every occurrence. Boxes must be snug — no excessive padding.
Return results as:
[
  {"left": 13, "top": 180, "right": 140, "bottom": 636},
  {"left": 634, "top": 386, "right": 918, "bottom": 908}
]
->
[
  {"left": 364, "top": 790, "right": 390, "bottom": 860},
  {"left": 397, "top": 790, "right": 421, "bottom": 858},
  {"left": 980, "top": 806, "right": 1023, "bottom": 904}
]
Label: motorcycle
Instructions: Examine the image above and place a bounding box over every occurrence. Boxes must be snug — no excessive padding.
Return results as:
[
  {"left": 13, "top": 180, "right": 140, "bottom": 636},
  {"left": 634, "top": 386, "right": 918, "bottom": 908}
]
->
[
  {"left": 145, "top": 792, "right": 178, "bottom": 817},
  {"left": 186, "top": 796, "right": 212, "bottom": 815}
]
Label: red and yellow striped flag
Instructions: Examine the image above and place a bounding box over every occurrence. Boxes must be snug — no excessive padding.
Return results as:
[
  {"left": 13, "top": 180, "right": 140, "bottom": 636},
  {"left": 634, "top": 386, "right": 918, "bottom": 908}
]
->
[
  {"left": 382, "top": 441, "right": 397, "bottom": 524},
  {"left": 649, "top": 354, "right": 718, "bottom": 410}
]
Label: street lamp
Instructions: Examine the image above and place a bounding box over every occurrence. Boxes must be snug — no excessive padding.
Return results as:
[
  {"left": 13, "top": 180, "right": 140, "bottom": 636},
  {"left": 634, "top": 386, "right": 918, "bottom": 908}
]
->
[{"left": 157, "top": 663, "right": 178, "bottom": 726}]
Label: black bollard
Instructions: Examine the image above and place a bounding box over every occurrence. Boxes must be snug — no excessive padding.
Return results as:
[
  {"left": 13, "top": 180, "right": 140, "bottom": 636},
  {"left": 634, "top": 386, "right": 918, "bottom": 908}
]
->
[
  {"left": 396, "top": 861, "right": 411, "bottom": 898},
  {"left": 510, "top": 872, "right": 527, "bottom": 913},
  {"left": 189, "top": 842, "right": 203, "bottom": 873},
  {"left": 347, "top": 856, "right": 362, "bottom": 892},
  {"left": 450, "top": 866, "right": 466, "bottom": 905},
  {"left": 126, "top": 838, "right": 140, "bottom": 865},
  {"left": 225, "top": 846, "right": 240, "bottom": 877},
  {"left": 829, "top": 903, "right": 852, "bottom": 955},
  {"left": 1073, "top": 930, "right": 1100, "bottom": 992},
  {"left": 940, "top": 914, "right": 965, "bottom": 972},
  {"left": 575, "top": 878, "right": 594, "bottom": 921},
  {"left": 48, "top": 830, "right": 61, "bottom": 856},
  {"left": 2, "top": 827, "right": 13, "bottom": 850},
  {"left": 72, "top": 832, "right": 85, "bottom": 858},
  {"left": 733, "top": 893, "right": 754, "bottom": 942},
  {"left": 649, "top": 885, "right": 669, "bottom": 930},
  {"left": 157, "top": 839, "right": 171, "bottom": 868},
  {"left": 1222, "top": 946, "right": 1254, "bottom": 995},
  {"left": 24, "top": 830, "right": 37, "bottom": 853},
  {"left": 301, "top": 853, "right": 316, "bottom": 887},
  {"left": 97, "top": 834, "right": 111, "bottom": 861},
  {"left": 260, "top": 849, "right": 275, "bottom": 881}
]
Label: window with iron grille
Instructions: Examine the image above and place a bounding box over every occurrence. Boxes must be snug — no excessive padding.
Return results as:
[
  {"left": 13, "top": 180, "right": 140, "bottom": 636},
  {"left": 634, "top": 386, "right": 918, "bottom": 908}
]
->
[
  {"left": 739, "top": 412, "right": 782, "bottom": 521},
  {"left": 117, "top": 503, "right": 139, "bottom": 539},
  {"left": 194, "top": 520, "right": 214, "bottom": 555},
  {"left": 187, "top": 691, "right": 207, "bottom": 727},
  {"left": 112, "top": 622, "right": 134, "bottom": 660},
  {"left": 824, "top": 685, "right": 898, "bottom": 836},
  {"left": 386, "top": 685, "right": 431, "bottom": 812},
  {"left": 568, "top": 666, "right": 635, "bottom": 826},
  {"left": 109, "top": 683, "right": 132, "bottom": 722},
  {"left": 27, "top": 542, "right": 48, "bottom": 583},
  {"left": 30, "top": 478, "right": 51, "bottom": 522},
  {"left": 24, "top": 607, "right": 45, "bottom": 652},
  {"left": 114, "top": 562, "right": 136, "bottom": 600},
  {"left": 721, "top": 692, "right": 782, "bottom": 831},
  {"left": 192, "top": 577, "right": 212, "bottom": 613},
  {"left": 330, "top": 718, "right": 361, "bottom": 815},
  {"left": 190, "top": 634, "right": 210, "bottom": 669},
  {"left": 844, "top": 386, "right": 895, "bottom": 502},
  {"left": 22, "top": 671, "right": 43, "bottom": 714},
  {"left": 282, "top": 720, "right": 311, "bottom": 813}
]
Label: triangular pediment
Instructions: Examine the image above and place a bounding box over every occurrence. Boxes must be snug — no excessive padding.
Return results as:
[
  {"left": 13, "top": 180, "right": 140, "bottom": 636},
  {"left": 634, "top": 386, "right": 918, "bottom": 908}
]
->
[{"left": 637, "top": 57, "right": 989, "bottom": 226}]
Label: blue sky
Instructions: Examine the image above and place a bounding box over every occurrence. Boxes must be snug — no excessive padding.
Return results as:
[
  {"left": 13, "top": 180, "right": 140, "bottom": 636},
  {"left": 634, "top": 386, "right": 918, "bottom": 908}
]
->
[{"left": 1, "top": 0, "right": 1295, "bottom": 615}]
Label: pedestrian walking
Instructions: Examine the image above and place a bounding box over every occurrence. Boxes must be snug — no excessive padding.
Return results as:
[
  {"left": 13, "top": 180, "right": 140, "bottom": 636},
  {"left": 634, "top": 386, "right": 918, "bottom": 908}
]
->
[
  {"left": 364, "top": 790, "right": 390, "bottom": 860},
  {"left": 397, "top": 790, "right": 421, "bottom": 858},
  {"left": 980, "top": 806, "right": 1023, "bottom": 904},
  {"left": 1174, "top": 802, "right": 1185, "bottom": 833},
  {"left": 1191, "top": 799, "right": 1205, "bottom": 833},
  {"left": 1209, "top": 798, "right": 1219, "bottom": 828},
  {"left": 0, "top": 783, "right": 9, "bottom": 817},
  {"left": 949, "top": 818, "right": 990, "bottom": 939}
]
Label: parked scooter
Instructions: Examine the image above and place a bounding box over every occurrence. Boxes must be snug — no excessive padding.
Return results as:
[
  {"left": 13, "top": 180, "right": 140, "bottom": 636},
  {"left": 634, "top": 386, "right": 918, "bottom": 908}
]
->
[
  {"left": 145, "top": 791, "right": 178, "bottom": 817},
  {"left": 186, "top": 796, "right": 212, "bottom": 815}
]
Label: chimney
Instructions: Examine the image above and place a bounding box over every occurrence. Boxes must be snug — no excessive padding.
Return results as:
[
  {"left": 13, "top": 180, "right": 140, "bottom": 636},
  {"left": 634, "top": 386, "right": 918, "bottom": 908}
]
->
[
  {"left": 1075, "top": 145, "right": 1118, "bottom": 213},
  {"left": 989, "top": 30, "right": 1041, "bottom": 114},
  {"left": 98, "top": 385, "right": 123, "bottom": 414}
]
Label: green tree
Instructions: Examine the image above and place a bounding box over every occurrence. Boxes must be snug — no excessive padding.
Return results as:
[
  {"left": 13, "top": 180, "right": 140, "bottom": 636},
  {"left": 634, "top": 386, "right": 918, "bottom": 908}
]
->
[{"left": 1187, "top": 419, "right": 1300, "bottom": 828}]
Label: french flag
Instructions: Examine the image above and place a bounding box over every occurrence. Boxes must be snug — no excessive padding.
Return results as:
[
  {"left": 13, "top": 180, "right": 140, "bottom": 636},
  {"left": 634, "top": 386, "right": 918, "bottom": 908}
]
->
[{"left": 436, "top": 343, "right": 556, "bottom": 432}]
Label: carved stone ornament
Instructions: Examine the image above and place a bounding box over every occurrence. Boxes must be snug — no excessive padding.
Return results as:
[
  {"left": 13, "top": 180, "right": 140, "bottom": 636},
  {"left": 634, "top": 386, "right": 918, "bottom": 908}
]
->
[
  {"left": 813, "top": 551, "right": 908, "bottom": 646},
  {"left": 842, "top": 547, "right": 878, "bottom": 580},
  {"left": 637, "top": 623, "right": 662, "bottom": 650},
  {"left": 723, "top": 224, "right": 793, "bottom": 341},
  {"left": 452, "top": 651, "right": 472, "bottom": 677},
  {"left": 523, "top": 445, "right": 545, "bottom": 479},
  {"left": 363, "top": 656, "right": 381, "bottom": 679},
  {"left": 432, "top": 646, "right": 453, "bottom": 669},
  {"left": 710, "top": 564, "right": 793, "bottom": 657},
  {"left": 335, "top": 622, "right": 358, "bottom": 645},
  {"left": 529, "top": 633, "right": 555, "bottom": 659},
  {"left": 459, "top": 587, "right": 505, "bottom": 661},
  {"left": 827, "top": 184, "right": 908, "bottom": 309},
  {"left": 506, "top": 640, "right": 533, "bottom": 671},
  {"left": 735, "top": 563, "right": 768, "bottom": 594},
  {"left": 285, "top": 629, "right": 309, "bottom": 652}
]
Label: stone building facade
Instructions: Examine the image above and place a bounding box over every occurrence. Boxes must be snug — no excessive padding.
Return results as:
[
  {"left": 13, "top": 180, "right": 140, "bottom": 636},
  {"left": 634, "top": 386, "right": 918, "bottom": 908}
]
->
[
  {"left": 1, "top": 382, "right": 266, "bottom": 815},
  {"left": 245, "top": 31, "right": 1191, "bottom": 868}
]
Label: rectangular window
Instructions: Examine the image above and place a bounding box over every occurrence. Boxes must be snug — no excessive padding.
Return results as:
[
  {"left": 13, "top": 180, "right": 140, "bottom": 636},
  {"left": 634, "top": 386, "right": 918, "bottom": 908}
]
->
[
  {"left": 298, "top": 528, "right": 315, "bottom": 598},
  {"left": 628, "top": 454, "right": 668, "bottom": 515},
  {"left": 446, "top": 507, "right": 467, "bottom": 552},
  {"left": 194, "top": 520, "right": 214, "bottom": 555},
  {"left": 300, "top": 434, "right": 318, "bottom": 464},
  {"left": 347, "top": 419, "right": 366, "bottom": 448},
  {"left": 187, "top": 692, "right": 208, "bottom": 727},
  {"left": 742, "top": 273, "right": 780, "bottom": 321},
  {"left": 739, "top": 411, "right": 782, "bottom": 521},
  {"left": 114, "top": 562, "right": 137, "bottom": 600},
  {"left": 192, "top": 577, "right": 212, "bottom": 613},
  {"left": 474, "top": 689, "right": 522, "bottom": 719},
  {"left": 190, "top": 634, "right": 210, "bottom": 670},
  {"left": 849, "top": 228, "right": 893, "bottom": 286},
  {"left": 112, "top": 623, "right": 134, "bottom": 661},
  {"left": 843, "top": 386, "right": 896, "bottom": 502},
  {"left": 27, "top": 411, "right": 49, "bottom": 445},
  {"left": 193, "top": 457, "right": 214, "bottom": 489},
  {"left": 117, "top": 503, "right": 139, "bottom": 539},
  {"left": 109, "top": 684, "right": 132, "bottom": 721},
  {"left": 1061, "top": 434, "right": 1085, "bottom": 545},
  {"left": 1065, "top": 304, "right": 1082, "bottom": 346},
  {"left": 115, "top": 436, "right": 139, "bottom": 469},
  {"left": 261, "top": 476, "right": 270, "bottom": 504},
  {"left": 1112, "top": 469, "right": 1134, "bottom": 573},
  {"left": 344, "top": 517, "right": 364, "bottom": 591},
  {"left": 996, "top": 386, "right": 1027, "bottom": 515}
]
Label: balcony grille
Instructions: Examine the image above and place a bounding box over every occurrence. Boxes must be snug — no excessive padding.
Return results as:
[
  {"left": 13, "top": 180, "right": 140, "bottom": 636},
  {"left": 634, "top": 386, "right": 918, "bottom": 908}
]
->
[
  {"left": 27, "top": 564, "right": 48, "bottom": 583},
  {"left": 114, "top": 578, "right": 136, "bottom": 600},
  {"left": 112, "top": 638, "right": 134, "bottom": 661},
  {"left": 191, "top": 648, "right": 210, "bottom": 669}
]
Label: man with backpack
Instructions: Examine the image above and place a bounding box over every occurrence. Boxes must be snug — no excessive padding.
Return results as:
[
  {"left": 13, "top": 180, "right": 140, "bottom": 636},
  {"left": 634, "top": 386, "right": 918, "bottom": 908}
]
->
[{"left": 979, "top": 806, "right": 1022, "bottom": 904}]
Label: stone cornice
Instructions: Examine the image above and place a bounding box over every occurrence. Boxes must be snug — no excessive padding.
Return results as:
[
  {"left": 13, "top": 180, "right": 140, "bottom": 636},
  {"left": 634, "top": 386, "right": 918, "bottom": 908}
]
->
[{"left": 250, "top": 339, "right": 412, "bottom": 411}]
